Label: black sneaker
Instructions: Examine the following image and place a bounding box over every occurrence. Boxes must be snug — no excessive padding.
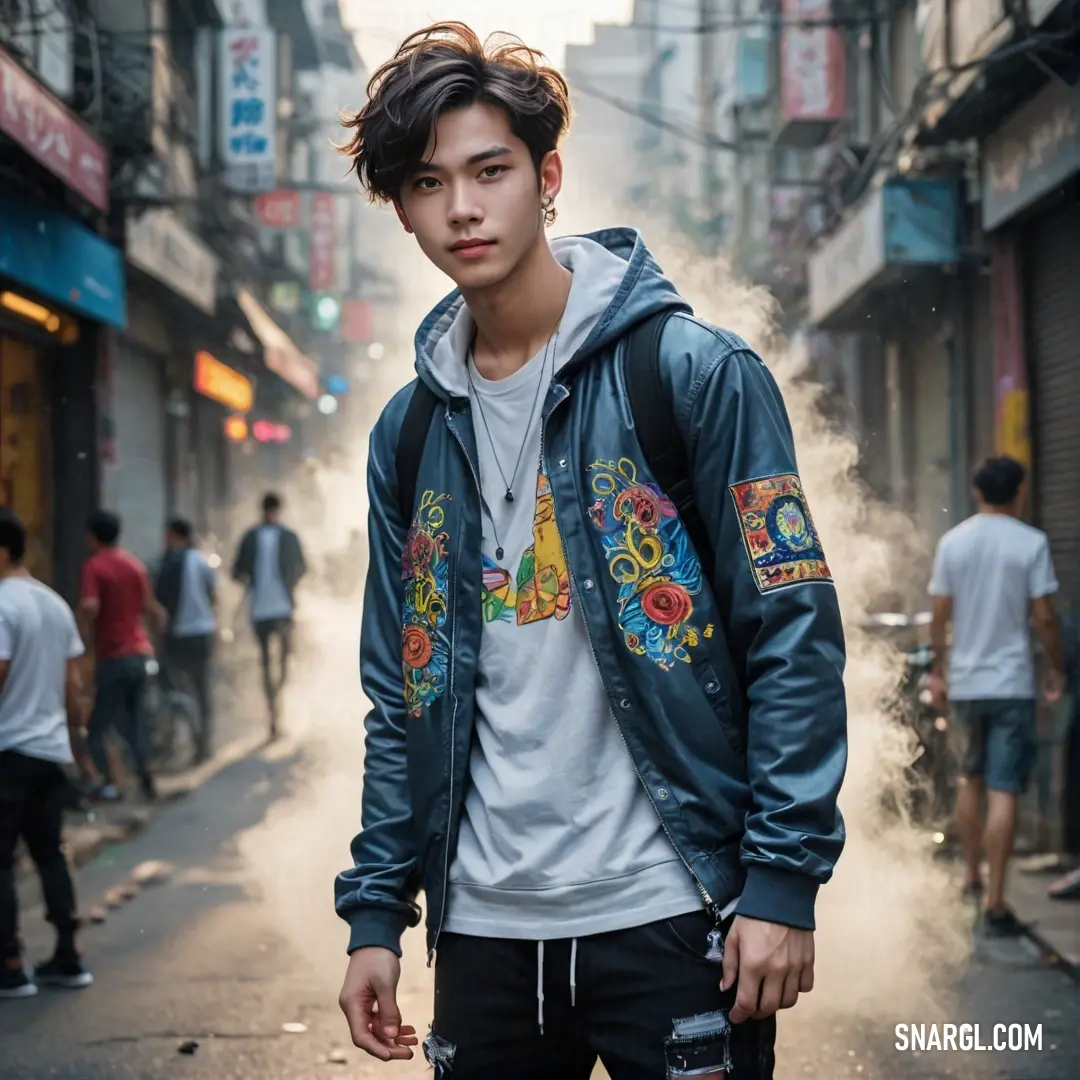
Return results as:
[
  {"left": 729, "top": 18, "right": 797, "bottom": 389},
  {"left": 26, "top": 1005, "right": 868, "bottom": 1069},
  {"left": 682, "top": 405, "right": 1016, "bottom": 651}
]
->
[
  {"left": 34, "top": 953, "right": 93, "bottom": 989},
  {"left": 0, "top": 966, "right": 38, "bottom": 999},
  {"left": 983, "top": 907, "right": 1026, "bottom": 938}
]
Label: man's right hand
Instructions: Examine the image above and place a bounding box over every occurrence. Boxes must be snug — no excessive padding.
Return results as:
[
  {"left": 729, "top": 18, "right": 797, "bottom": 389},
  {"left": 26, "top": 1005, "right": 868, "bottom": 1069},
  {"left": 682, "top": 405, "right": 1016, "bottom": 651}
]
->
[{"left": 338, "top": 947, "right": 418, "bottom": 1061}]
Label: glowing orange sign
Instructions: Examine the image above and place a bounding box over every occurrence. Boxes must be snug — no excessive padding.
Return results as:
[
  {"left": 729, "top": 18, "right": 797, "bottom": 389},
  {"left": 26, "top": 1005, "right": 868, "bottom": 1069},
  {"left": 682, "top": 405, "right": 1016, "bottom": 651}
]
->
[
  {"left": 193, "top": 350, "right": 253, "bottom": 413},
  {"left": 223, "top": 415, "right": 249, "bottom": 442}
]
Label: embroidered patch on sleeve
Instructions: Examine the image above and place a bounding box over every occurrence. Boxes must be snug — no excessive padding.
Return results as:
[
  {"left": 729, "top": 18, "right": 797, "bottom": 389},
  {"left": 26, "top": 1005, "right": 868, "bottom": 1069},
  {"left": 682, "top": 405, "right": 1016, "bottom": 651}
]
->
[{"left": 729, "top": 474, "right": 832, "bottom": 593}]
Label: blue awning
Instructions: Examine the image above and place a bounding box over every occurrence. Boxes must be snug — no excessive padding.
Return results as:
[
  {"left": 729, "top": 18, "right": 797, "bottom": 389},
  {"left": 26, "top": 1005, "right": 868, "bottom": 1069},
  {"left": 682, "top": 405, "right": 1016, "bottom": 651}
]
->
[{"left": 0, "top": 190, "right": 126, "bottom": 327}]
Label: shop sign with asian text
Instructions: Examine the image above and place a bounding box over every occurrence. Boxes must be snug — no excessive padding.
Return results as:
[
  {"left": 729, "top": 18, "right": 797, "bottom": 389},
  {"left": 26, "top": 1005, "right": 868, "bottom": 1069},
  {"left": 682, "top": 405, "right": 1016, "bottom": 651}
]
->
[
  {"left": 309, "top": 193, "right": 336, "bottom": 292},
  {"left": 779, "top": 0, "right": 846, "bottom": 123},
  {"left": 218, "top": 28, "right": 277, "bottom": 194},
  {"left": 0, "top": 42, "right": 109, "bottom": 211}
]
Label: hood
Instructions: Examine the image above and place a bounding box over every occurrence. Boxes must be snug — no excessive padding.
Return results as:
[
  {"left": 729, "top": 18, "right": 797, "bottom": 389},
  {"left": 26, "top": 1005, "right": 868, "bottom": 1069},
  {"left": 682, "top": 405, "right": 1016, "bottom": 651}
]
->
[{"left": 416, "top": 227, "right": 692, "bottom": 400}]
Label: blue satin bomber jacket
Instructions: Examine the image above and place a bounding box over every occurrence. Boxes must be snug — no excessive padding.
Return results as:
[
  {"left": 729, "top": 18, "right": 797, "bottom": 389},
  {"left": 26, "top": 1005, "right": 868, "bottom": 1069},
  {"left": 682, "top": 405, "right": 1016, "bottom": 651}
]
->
[{"left": 334, "top": 228, "right": 849, "bottom": 958}]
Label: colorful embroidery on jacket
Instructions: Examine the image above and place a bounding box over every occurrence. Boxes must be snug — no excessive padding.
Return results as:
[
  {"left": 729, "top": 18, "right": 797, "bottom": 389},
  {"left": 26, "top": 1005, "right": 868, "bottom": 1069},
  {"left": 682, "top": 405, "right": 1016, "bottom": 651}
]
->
[
  {"left": 587, "top": 457, "right": 707, "bottom": 669},
  {"left": 729, "top": 473, "right": 832, "bottom": 593},
  {"left": 401, "top": 490, "right": 452, "bottom": 716}
]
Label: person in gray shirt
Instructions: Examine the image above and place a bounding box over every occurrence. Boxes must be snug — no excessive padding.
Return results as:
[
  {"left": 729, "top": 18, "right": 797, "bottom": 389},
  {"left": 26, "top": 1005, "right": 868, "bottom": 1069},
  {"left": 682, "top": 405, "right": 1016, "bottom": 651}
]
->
[
  {"left": 155, "top": 518, "right": 217, "bottom": 762},
  {"left": 929, "top": 456, "right": 1064, "bottom": 936},
  {"left": 231, "top": 493, "right": 307, "bottom": 737}
]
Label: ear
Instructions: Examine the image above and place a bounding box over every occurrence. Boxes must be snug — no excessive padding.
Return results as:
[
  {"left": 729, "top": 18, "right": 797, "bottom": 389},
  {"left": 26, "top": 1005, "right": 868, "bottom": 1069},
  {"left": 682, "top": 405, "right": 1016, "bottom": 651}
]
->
[
  {"left": 393, "top": 201, "right": 414, "bottom": 235},
  {"left": 538, "top": 149, "right": 563, "bottom": 206}
]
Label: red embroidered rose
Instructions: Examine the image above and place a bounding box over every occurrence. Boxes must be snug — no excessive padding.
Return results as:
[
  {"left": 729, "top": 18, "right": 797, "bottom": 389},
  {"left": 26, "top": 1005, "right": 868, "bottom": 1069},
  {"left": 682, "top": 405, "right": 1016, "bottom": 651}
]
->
[
  {"left": 620, "top": 485, "right": 662, "bottom": 528},
  {"left": 641, "top": 582, "right": 693, "bottom": 626},
  {"left": 402, "top": 625, "right": 433, "bottom": 669},
  {"left": 406, "top": 529, "right": 436, "bottom": 570}
]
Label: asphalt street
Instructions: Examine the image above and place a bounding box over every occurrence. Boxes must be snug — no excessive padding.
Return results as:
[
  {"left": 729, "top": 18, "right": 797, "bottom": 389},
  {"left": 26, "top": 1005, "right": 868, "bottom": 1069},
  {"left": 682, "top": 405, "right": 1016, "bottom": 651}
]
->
[{"left": 2, "top": 597, "right": 1077, "bottom": 1080}]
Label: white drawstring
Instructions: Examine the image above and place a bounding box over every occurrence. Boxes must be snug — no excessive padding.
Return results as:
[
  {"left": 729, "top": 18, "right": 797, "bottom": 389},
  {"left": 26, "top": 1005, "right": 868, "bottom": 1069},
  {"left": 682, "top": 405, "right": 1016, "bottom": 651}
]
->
[
  {"left": 569, "top": 938, "right": 578, "bottom": 1008},
  {"left": 537, "top": 941, "right": 545, "bottom": 1034}
]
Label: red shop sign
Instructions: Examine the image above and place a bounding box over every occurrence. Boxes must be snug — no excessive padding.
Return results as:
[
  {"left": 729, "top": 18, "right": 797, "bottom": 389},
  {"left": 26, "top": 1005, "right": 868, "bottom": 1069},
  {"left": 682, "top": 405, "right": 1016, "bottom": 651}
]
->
[
  {"left": 252, "top": 420, "right": 293, "bottom": 443},
  {"left": 0, "top": 44, "right": 109, "bottom": 212},
  {"left": 308, "top": 192, "right": 336, "bottom": 292},
  {"left": 779, "top": 0, "right": 846, "bottom": 123},
  {"left": 255, "top": 190, "right": 302, "bottom": 230}
]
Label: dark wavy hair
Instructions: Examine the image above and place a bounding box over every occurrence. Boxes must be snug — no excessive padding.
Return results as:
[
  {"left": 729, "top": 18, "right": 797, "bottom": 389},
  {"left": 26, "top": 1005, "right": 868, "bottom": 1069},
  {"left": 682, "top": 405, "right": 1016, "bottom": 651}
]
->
[{"left": 339, "top": 22, "right": 571, "bottom": 203}]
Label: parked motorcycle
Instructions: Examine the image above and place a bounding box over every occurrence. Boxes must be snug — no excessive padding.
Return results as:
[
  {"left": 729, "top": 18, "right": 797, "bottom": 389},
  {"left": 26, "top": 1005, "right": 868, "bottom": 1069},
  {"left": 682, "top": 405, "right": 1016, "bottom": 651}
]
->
[
  {"left": 144, "top": 655, "right": 202, "bottom": 772},
  {"left": 862, "top": 611, "right": 956, "bottom": 833}
]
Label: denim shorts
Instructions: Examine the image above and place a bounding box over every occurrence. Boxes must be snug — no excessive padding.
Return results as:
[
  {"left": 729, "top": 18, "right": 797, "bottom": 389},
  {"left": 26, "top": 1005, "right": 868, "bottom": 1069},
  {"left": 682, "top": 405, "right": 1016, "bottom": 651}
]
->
[{"left": 949, "top": 699, "right": 1037, "bottom": 794}]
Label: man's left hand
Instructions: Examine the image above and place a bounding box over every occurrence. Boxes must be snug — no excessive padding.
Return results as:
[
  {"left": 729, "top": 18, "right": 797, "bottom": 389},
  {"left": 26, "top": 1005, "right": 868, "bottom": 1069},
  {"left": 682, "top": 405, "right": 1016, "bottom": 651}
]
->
[{"left": 721, "top": 915, "right": 815, "bottom": 1023}]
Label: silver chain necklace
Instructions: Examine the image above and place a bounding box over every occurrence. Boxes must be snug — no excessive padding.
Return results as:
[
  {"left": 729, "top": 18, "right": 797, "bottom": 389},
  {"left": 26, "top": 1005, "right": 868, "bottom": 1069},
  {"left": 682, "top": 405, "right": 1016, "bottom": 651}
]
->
[{"left": 467, "top": 322, "right": 561, "bottom": 505}]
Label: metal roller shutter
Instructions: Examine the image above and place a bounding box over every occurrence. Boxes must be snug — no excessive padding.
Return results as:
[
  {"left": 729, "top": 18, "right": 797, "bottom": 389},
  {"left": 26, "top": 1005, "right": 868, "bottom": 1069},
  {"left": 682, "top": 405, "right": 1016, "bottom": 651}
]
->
[
  {"left": 1029, "top": 203, "right": 1080, "bottom": 613},
  {"left": 107, "top": 339, "right": 167, "bottom": 567},
  {"left": 969, "top": 270, "right": 996, "bottom": 467}
]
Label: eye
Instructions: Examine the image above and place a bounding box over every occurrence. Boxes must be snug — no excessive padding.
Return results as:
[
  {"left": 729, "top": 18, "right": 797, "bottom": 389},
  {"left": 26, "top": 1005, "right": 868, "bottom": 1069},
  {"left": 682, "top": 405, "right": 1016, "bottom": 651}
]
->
[
  {"left": 413, "top": 176, "right": 440, "bottom": 191},
  {"left": 481, "top": 165, "right": 507, "bottom": 179}
]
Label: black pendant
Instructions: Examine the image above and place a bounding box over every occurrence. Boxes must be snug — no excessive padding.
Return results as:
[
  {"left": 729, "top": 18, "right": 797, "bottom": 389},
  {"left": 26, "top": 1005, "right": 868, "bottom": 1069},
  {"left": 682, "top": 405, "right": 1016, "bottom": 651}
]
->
[
  {"left": 495, "top": 546, "right": 504, "bottom": 561},
  {"left": 504, "top": 489, "right": 515, "bottom": 504}
]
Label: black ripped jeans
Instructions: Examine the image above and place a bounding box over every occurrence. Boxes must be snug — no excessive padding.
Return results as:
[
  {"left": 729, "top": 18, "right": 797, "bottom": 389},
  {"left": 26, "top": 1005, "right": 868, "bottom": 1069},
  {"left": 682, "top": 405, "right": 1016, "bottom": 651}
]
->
[{"left": 425, "top": 910, "right": 776, "bottom": 1079}]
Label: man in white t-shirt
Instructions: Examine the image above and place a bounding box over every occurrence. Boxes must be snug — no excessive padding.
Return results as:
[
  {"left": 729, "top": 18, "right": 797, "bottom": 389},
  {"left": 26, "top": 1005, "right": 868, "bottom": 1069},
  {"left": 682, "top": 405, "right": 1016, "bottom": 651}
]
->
[
  {"left": 929, "top": 456, "right": 1064, "bottom": 937},
  {"left": 0, "top": 510, "right": 93, "bottom": 999}
]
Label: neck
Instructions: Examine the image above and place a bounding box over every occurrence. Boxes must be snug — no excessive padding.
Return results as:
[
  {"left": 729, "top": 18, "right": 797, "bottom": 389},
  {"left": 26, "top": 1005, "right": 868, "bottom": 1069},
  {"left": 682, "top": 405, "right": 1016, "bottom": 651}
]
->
[
  {"left": 464, "top": 237, "right": 572, "bottom": 381},
  {"left": 979, "top": 505, "right": 1016, "bottom": 518},
  {"left": 0, "top": 565, "right": 29, "bottom": 581}
]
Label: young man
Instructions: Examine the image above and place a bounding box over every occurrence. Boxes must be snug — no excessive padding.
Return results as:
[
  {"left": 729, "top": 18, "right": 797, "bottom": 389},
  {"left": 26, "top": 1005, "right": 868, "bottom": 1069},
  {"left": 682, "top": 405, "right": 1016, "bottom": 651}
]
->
[
  {"left": 231, "top": 493, "right": 307, "bottom": 736},
  {"left": 929, "top": 456, "right": 1064, "bottom": 936},
  {"left": 156, "top": 518, "right": 217, "bottom": 762},
  {"left": 79, "top": 511, "right": 162, "bottom": 802},
  {"left": 334, "top": 24, "right": 847, "bottom": 1079},
  {"left": 0, "top": 510, "right": 93, "bottom": 998}
]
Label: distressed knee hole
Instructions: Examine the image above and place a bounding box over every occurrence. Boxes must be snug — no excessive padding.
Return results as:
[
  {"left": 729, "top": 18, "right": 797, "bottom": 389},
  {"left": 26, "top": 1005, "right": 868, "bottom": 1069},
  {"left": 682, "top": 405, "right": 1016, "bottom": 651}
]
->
[
  {"left": 423, "top": 1031, "right": 457, "bottom": 1076},
  {"left": 664, "top": 1009, "right": 732, "bottom": 1078}
]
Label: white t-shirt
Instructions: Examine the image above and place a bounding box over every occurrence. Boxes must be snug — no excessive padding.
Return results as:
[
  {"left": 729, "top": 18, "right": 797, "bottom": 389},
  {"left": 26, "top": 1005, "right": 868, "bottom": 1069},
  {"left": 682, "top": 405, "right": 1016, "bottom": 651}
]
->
[
  {"left": 929, "top": 514, "right": 1058, "bottom": 700},
  {"left": 250, "top": 525, "right": 293, "bottom": 623},
  {"left": 0, "top": 576, "right": 85, "bottom": 764},
  {"left": 172, "top": 549, "right": 217, "bottom": 637}
]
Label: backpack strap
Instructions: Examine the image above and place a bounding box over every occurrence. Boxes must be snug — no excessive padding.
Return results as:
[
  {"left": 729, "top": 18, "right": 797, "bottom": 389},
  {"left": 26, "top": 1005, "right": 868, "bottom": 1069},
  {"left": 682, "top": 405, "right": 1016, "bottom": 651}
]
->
[
  {"left": 395, "top": 380, "right": 440, "bottom": 522},
  {"left": 623, "top": 310, "right": 717, "bottom": 576}
]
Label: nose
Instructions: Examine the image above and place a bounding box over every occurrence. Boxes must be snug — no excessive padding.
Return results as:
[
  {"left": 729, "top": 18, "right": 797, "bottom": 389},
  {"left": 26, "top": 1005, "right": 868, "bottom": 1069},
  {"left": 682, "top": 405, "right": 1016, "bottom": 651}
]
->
[{"left": 447, "top": 182, "right": 483, "bottom": 228}]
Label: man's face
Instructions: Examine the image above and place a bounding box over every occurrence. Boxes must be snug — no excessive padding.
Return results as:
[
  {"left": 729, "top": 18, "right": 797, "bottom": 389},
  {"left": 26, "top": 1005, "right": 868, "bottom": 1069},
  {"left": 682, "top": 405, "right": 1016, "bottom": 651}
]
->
[{"left": 397, "top": 103, "right": 559, "bottom": 291}]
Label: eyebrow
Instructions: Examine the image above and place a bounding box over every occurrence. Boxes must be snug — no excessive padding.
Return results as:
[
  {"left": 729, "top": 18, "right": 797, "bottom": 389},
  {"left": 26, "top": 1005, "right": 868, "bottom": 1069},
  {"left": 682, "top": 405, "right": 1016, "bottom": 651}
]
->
[{"left": 417, "top": 145, "right": 514, "bottom": 174}]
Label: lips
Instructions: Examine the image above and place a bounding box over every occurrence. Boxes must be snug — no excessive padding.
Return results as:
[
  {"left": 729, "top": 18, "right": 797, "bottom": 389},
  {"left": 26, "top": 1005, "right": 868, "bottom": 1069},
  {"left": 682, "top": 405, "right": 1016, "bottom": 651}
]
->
[{"left": 450, "top": 238, "right": 495, "bottom": 252}]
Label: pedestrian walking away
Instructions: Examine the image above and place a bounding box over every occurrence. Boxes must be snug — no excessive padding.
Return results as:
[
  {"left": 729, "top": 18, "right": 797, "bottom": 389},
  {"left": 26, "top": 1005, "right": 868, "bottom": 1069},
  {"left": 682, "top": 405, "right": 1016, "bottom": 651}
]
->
[
  {"left": 155, "top": 517, "right": 217, "bottom": 762},
  {"left": 929, "top": 456, "right": 1065, "bottom": 937},
  {"left": 231, "top": 493, "right": 307, "bottom": 739},
  {"left": 0, "top": 510, "right": 94, "bottom": 999},
  {"left": 334, "top": 24, "right": 848, "bottom": 1079},
  {"left": 79, "top": 511, "right": 163, "bottom": 803}
]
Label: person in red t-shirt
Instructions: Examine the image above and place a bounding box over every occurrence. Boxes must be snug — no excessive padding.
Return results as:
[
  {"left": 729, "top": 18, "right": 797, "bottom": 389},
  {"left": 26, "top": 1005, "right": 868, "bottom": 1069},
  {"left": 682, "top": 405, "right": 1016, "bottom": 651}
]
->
[{"left": 78, "top": 511, "right": 164, "bottom": 802}]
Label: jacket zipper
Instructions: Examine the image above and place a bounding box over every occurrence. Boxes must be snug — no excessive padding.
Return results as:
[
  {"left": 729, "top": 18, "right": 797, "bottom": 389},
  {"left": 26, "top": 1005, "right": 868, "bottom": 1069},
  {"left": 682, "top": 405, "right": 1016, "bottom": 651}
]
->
[
  {"left": 428, "top": 409, "right": 484, "bottom": 967},
  {"left": 539, "top": 396, "right": 719, "bottom": 920}
]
